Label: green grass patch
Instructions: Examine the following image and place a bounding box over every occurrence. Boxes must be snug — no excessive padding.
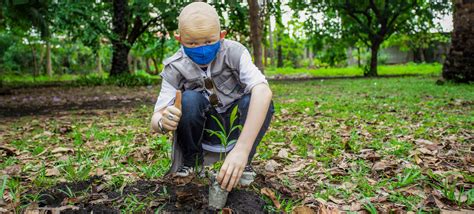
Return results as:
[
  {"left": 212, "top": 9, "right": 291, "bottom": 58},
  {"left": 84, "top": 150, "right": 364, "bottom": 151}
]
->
[{"left": 266, "top": 63, "right": 442, "bottom": 78}]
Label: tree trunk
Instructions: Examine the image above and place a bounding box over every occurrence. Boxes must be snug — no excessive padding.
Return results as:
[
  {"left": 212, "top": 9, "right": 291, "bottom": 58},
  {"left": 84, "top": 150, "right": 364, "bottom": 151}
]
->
[
  {"left": 128, "top": 53, "right": 135, "bottom": 74},
  {"left": 264, "top": 47, "right": 268, "bottom": 67},
  {"left": 152, "top": 58, "right": 159, "bottom": 74},
  {"left": 31, "top": 45, "right": 39, "bottom": 77},
  {"left": 419, "top": 48, "right": 426, "bottom": 63},
  {"left": 366, "top": 41, "right": 380, "bottom": 77},
  {"left": 268, "top": 17, "right": 274, "bottom": 67},
  {"left": 248, "top": 0, "right": 264, "bottom": 73},
  {"left": 277, "top": 36, "right": 283, "bottom": 68},
  {"left": 145, "top": 58, "right": 152, "bottom": 74},
  {"left": 357, "top": 47, "right": 361, "bottom": 68},
  {"left": 308, "top": 48, "right": 314, "bottom": 68},
  {"left": 110, "top": 0, "right": 130, "bottom": 76},
  {"left": 442, "top": 0, "right": 473, "bottom": 83},
  {"left": 46, "top": 41, "right": 53, "bottom": 77},
  {"left": 96, "top": 51, "right": 103, "bottom": 74}
]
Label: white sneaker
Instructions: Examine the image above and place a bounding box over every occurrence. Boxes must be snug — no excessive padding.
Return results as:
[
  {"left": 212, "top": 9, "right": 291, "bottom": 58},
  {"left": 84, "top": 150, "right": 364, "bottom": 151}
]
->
[{"left": 175, "top": 165, "right": 195, "bottom": 177}]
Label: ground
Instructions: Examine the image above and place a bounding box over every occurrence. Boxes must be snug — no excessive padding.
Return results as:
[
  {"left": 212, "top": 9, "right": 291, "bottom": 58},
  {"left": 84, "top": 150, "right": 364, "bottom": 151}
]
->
[{"left": 0, "top": 76, "right": 473, "bottom": 213}]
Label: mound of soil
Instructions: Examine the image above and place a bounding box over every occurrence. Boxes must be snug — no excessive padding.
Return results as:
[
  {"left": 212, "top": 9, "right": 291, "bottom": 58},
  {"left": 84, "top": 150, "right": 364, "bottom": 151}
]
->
[{"left": 35, "top": 176, "right": 268, "bottom": 213}]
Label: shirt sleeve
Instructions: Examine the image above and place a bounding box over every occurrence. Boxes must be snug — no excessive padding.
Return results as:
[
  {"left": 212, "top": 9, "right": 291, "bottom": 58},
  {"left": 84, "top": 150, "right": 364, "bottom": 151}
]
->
[
  {"left": 239, "top": 48, "right": 268, "bottom": 93},
  {"left": 154, "top": 79, "right": 177, "bottom": 113}
]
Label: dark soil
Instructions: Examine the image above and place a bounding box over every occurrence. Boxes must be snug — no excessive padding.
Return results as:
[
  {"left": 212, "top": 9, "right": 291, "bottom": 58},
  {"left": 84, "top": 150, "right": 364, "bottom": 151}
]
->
[
  {"left": 0, "top": 86, "right": 156, "bottom": 118},
  {"left": 35, "top": 176, "right": 269, "bottom": 213}
]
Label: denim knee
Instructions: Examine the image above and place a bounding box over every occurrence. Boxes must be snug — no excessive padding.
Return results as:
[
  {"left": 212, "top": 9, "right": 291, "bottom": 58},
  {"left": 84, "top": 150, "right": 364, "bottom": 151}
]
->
[{"left": 180, "top": 90, "right": 209, "bottom": 122}]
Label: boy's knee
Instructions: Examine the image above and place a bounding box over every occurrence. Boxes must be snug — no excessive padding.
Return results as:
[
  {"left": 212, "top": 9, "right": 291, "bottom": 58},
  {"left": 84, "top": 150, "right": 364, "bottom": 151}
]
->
[
  {"left": 181, "top": 90, "right": 208, "bottom": 119},
  {"left": 182, "top": 90, "right": 206, "bottom": 108}
]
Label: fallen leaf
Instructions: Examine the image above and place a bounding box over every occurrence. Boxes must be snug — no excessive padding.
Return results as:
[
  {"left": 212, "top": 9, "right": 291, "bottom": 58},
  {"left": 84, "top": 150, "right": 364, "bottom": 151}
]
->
[
  {"left": 51, "top": 147, "right": 74, "bottom": 154},
  {"left": 318, "top": 204, "right": 340, "bottom": 214},
  {"left": 440, "top": 209, "right": 472, "bottom": 214},
  {"left": 281, "top": 161, "right": 307, "bottom": 174},
  {"left": 46, "top": 167, "right": 61, "bottom": 176},
  {"left": 292, "top": 206, "right": 315, "bottom": 214},
  {"left": 2, "top": 165, "right": 21, "bottom": 176},
  {"left": 277, "top": 149, "right": 289, "bottom": 159},
  {"left": 328, "top": 196, "right": 344, "bottom": 204},
  {"left": 265, "top": 160, "right": 281, "bottom": 172},
  {"left": 261, "top": 187, "right": 281, "bottom": 209},
  {"left": 372, "top": 160, "right": 396, "bottom": 171},
  {"left": 0, "top": 146, "right": 16, "bottom": 156}
]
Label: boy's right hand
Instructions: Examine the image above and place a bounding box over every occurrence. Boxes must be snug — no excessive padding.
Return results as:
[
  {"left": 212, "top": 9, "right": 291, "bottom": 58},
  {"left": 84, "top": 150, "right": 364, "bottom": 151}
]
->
[
  {"left": 160, "top": 91, "right": 182, "bottom": 132},
  {"left": 161, "top": 106, "right": 182, "bottom": 131}
]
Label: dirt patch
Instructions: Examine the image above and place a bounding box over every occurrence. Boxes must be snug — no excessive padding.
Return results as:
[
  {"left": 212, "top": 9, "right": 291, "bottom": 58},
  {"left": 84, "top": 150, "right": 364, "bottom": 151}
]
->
[
  {"left": 0, "top": 85, "right": 158, "bottom": 118},
  {"left": 34, "top": 176, "right": 269, "bottom": 213}
]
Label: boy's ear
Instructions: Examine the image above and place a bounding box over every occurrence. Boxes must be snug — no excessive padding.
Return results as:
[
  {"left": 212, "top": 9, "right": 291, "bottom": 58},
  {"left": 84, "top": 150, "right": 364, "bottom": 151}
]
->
[
  {"left": 174, "top": 31, "right": 181, "bottom": 41},
  {"left": 220, "top": 30, "right": 227, "bottom": 39}
]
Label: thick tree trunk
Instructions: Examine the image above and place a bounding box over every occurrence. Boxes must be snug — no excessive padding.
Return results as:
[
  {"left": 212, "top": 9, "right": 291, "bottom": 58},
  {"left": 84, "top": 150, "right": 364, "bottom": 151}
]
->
[
  {"left": 248, "top": 0, "right": 264, "bottom": 73},
  {"left": 46, "top": 41, "right": 53, "bottom": 77},
  {"left": 442, "top": 0, "right": 474, "bottom": 83},
  {"left": 110, "top": 0, "right": 130, "bottom": 76},
  {"left": 366, "top": 41, "right": 380, "bottom": 77}
]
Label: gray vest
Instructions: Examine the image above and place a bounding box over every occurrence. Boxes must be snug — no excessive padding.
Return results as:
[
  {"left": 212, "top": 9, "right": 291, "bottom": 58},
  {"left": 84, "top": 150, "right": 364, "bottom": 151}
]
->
[{"left": 160, "top": 39, "right": 247, "bottom": 112}]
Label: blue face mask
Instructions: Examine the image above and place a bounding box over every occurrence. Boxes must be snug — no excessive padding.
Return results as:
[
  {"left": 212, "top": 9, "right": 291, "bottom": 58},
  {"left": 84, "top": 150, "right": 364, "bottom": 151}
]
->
[{"left": 183, "top": 41, "right": 221, "bottom": 65}]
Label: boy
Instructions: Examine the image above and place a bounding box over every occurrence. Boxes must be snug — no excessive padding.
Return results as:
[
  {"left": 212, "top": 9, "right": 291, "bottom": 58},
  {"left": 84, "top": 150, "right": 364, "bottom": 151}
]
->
[{"left": 150, "top": 2, "right": 274, "bottom": 192}]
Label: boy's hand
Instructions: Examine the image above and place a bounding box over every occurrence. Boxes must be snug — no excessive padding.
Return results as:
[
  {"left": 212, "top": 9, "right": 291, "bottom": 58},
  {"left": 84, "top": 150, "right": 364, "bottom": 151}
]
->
[
  {"left": 161, "top": 91, "right": 182, "bottom": 132},
  {"left": 217, "top": 149, "right": 249, "bottom": 191}
]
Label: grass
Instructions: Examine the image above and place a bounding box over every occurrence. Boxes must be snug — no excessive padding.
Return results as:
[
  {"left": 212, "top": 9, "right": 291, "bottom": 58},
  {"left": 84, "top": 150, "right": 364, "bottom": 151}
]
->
[
  {"left": 265, "top": 63, "right": 442, "bottom": 78},
  {"left": 0, "top": 74, "right": 472, "bottom": 212}
]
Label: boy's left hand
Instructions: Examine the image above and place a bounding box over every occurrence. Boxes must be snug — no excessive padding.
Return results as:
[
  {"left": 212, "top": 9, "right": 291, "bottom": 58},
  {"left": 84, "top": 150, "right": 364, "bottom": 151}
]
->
[{"left": 217, "top": 149, "right": 249, "bottom": 191}]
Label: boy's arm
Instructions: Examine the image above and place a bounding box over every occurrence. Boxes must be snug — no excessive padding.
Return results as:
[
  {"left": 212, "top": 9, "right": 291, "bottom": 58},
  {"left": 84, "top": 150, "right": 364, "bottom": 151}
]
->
[
  {"left": 217, "top": 82, "right": 272, "bottom": 191},
  {"left": 151, "top": 79, "right": 178, "bottom": 133}
]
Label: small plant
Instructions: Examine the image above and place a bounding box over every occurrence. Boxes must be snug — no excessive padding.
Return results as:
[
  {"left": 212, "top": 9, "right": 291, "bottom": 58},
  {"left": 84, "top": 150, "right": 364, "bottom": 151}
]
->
[
  {"left": 390, "top": 168, "right": 423, "bottom": 189},
  {"left": 121, "top": 194, "right": 148, "bottom": 213},
  {"left": 58, "top": 186, "right": 76, "bottom": 199},
  {"left": 0, "top": 176, "right": 7, "bottom": 202},
  {"left": 57, "top": 158, "right": 92, "bottom": 182},
  {"left": 206, "top": 105, "right": 242, "bottom": 167},
  {"left": 363, "top": 201, "right": 377, "bottom": 214}
]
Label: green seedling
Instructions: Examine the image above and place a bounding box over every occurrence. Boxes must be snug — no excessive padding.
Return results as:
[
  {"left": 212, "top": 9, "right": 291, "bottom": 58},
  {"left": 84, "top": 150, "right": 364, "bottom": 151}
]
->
[{"left": 206, "top": 105, "right": 242, "bottom": 169}]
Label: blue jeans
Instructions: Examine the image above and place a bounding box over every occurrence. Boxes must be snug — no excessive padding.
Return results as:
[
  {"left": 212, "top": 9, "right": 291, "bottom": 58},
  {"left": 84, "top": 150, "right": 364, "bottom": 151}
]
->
[{"left": 176, "top": 90, "right": 274, "bottom": 166}]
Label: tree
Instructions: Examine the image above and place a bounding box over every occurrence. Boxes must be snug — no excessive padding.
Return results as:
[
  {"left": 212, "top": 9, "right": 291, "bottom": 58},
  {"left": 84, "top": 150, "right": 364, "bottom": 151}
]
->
[
  {"left": 2, "top": 0, "right": 53, "bottom": 76},
  {"left": 442, "top": 0, "right": 473, "bottom": 83},
  {"left": 52, "top": 1, "right": 180, "bottom": 77},
  {"left": 290, "top": 0, "right": 449, "bottom": 76},
  {"left": 248, "top": 0, "right": 264, "bottom": 72}
]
